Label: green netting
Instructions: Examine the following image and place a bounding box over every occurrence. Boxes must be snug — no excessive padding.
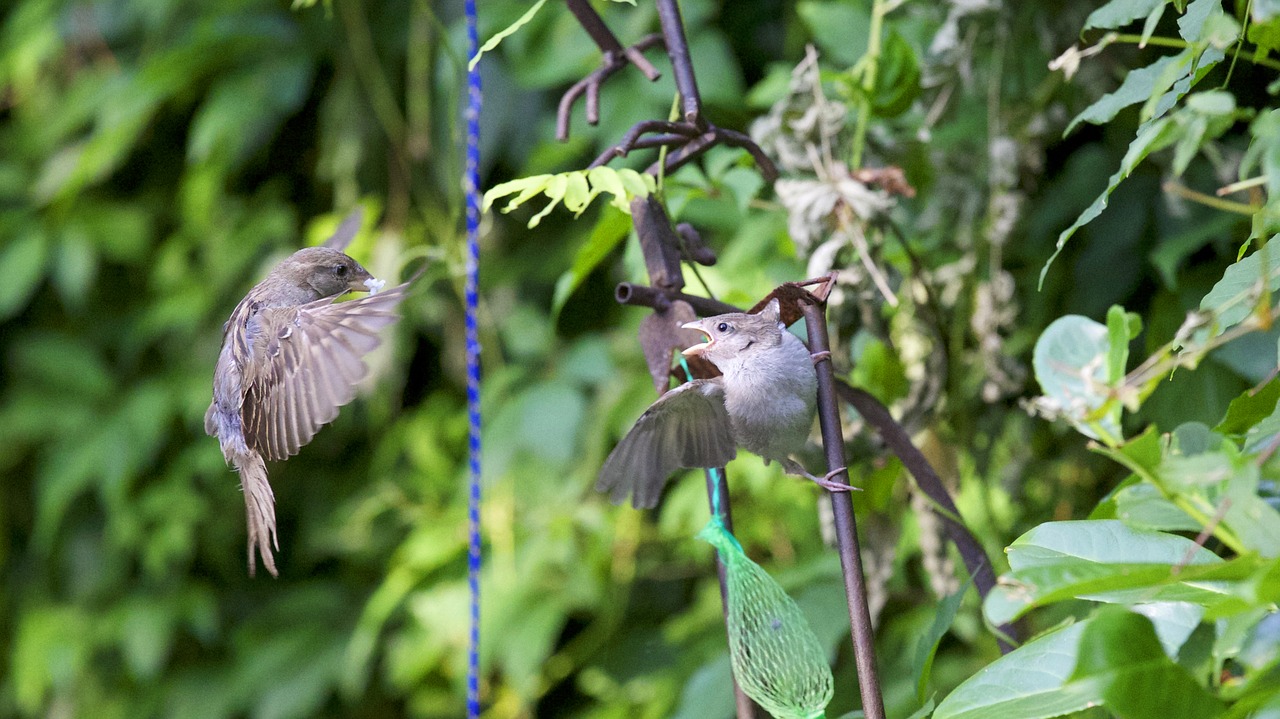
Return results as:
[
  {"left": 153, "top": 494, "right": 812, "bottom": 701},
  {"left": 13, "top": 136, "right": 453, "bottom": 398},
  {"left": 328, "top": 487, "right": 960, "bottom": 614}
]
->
[{"left": 699, "top": 518, "right": 834, "bottom": 719}]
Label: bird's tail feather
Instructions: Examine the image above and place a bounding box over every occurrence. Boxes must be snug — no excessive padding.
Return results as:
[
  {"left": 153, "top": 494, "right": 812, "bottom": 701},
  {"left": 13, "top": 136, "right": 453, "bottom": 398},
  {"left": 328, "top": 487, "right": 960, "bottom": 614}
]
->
[{"left": 235, "top": 452, "right": 279, "bottom": 577}]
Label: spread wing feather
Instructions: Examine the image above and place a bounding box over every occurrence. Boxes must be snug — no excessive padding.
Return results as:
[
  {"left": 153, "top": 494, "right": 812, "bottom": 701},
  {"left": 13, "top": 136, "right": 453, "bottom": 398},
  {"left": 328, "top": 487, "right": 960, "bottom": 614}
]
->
[
  {"left": 596, "top": 379, "right": 736, "bottom": 509},
  {"left": 242, "top": 283, "right": 407, "bottom": 461}
]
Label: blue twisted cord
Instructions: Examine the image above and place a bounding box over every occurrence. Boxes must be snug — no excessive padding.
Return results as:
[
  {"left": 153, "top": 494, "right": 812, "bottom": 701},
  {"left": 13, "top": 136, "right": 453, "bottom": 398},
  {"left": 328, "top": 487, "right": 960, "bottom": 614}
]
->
[{"left": 464, "top": 0, "right": 482, "bottom": 716}]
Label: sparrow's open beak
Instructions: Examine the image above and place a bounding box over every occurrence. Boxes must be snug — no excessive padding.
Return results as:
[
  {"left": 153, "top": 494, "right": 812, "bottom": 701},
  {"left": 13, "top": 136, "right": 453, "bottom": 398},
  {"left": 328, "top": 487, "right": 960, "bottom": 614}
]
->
[{"left": 681, "top": 321, "right": 712, "bottom": 357}]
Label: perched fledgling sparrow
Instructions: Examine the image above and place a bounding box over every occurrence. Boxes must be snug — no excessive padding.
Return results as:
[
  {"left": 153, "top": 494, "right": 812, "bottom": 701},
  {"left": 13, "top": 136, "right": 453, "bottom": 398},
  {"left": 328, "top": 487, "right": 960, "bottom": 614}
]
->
[
  {"left": 205, "top": 246, "right": 405, "bottom": 576},
  {"left": 596, "top": 299, "right": 849, "bottom": 509}
]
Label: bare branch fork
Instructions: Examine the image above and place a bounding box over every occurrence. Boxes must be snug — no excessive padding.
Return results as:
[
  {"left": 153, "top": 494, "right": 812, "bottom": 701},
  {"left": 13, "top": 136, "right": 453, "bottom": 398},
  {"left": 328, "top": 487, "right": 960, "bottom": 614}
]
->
[{"left": 560, "top": 0, "right": 779, "bottom": 182}]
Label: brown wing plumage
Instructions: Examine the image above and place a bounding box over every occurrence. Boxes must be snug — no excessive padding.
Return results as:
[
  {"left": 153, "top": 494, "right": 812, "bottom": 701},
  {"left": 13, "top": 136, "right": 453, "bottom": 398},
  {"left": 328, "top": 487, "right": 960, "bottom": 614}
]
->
[
  {"left": 242, "top": 283, "right": 407, "bottom": 461},
  {"left": 596, "top": 379, "right": 737, "bottom": 509}
]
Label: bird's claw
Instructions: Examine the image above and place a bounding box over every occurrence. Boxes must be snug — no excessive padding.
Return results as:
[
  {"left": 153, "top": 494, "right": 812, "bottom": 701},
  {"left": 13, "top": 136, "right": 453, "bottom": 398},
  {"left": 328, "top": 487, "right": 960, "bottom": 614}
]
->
[
  {"left": 809, "top": 467, "right": 858, "bottom": 493},
  {"left": 810, "top": 350, "right": 832, "bottom": 366}
]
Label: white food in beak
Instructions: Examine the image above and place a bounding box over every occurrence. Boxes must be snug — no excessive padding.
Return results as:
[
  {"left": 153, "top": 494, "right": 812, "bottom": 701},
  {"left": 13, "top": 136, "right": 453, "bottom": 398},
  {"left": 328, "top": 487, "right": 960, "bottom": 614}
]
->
[{"left": 364, "top": 277, "right": 386, "bottom": 295}]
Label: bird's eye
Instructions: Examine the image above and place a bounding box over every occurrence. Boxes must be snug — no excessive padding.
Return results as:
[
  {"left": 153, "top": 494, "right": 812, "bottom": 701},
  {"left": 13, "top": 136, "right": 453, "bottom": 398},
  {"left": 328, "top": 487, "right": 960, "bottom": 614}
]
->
[
  {"left": 717, "top": 322, "right": 730, "bottom": 333},
  {"left": 333, "top": 265, "right": 348, "bottom": 277}
]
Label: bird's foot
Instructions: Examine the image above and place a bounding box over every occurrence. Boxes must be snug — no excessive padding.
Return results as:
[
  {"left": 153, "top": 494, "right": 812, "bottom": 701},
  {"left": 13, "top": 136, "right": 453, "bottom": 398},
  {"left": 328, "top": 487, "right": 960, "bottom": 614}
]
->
[
  {"left": 811, "top": 350, "right": 832, "bottom": 366},
  {"left": 808, "top": 466, "right": 859, "bottom": 493},
  {"left": 781, "top": 458, "right": 860, "bottom": 493}
]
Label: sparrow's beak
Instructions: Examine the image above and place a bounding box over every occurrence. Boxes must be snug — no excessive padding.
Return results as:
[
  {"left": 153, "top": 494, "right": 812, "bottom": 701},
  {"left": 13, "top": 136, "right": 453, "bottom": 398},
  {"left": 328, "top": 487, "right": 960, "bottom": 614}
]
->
[
  {"left": 681, "top": 320, "right": 712, "bottom": 357},
  {"left": 348, "top": 268, "right": 378, "bottom": 293}
]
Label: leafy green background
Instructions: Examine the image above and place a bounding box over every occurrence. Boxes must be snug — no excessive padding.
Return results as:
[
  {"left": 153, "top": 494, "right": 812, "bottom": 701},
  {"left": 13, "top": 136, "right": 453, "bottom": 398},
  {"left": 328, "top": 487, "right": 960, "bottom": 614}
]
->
[{"left": 1, "top": 0, "right": 1278, "bottom": 718}]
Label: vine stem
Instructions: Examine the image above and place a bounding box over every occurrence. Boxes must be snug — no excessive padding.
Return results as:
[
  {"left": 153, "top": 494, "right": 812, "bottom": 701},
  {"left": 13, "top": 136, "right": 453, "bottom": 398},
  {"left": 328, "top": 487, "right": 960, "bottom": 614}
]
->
[
  {"left": 1164, "top": 181, "right": 1264, "bottom": 215},
  {"left": 849, "top": 0, "right": 888, "bottom": 169},
  {"left": 1105, "top": 32, "right": 1280, "bottom": 71}
]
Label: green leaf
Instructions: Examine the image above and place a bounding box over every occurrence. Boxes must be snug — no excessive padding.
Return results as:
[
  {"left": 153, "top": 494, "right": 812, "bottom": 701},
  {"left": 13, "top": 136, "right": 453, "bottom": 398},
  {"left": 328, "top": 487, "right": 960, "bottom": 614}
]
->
[
  {"left": 984, "top": 521, "right": 1227, "bottom": 625},
  {"left": 1241, "top": 110, "right": 1280, "bottom": 199},
  {"left": 562, "top": 170, "right": 592, "bottom": 216},
  {"left": 1084, "top": 0, "right": 1166, "bottom": 32},
  {"left": 1106, "top": 305, "right": 1141, "bottom": 384},
  {"left": 188, "top": 56, "right": 313, "bottom": 168},
  {"left": 720, "top": 166, "right": 766, "bottom": 214},
  {"left": 1042, "top": 118, "right": 1181, "bottom": 287},
  {"left": 1215, "top": 376, "right": 1280, "bottom": 435},
  {"left": 1178, "top": 0, "right": 1227, "bottom": 43},
  {"left": 483, "top": 168, "right": 654, "bottom": 228},
  {"left": 934, "top": 622, "right": 1095, "bottom": 719},
  {"left": 1162, "top": 448, "right": 1280, "bottom": 556},
  {"left": 550, "top": 205, "right": 632, "bottom": 317},
  {"left": 517, "top": 382, "right": 586, "bottom": 466},
  {"left": 528, "top": 174, "right": 568, "bottom": 228},
  {"left": 796, "top": 1, "right": 871, "bottom": 67},
  {"left": 1185, "top": 90, "right": 1236, "bottom": 115},
  {"left": 1150, "top": 214, "right": 1240, "bottom": 288},
  {"left": 1033, "top": 315, "right": 1121, "bottom": 442},
  {"left": 486, "top": 174, "right": 554, "bottom": 212},
  {"left": 49, "top": 233, "right": 97, "bottom": 309},
  {"left": 1247, "top": 17, "right": 1280, "bottom": 52},
  {"left": 1070, "top": 608, "right": 1224, "bottom": 719},
  {"left": 0, "top": 229, "right": 48, "bottom": 320},
  {"left": 672, "top": 655, "right": 738, "bottom": 719},
  {"left": 1195, "top": 245, "right": 1280, "bottom": 345},
  {"left": 1066, "top": 52, "right": 1186, "bottom": 136},
  {"left": 1006, "top": 521, "right": 1220, "bottom": 572},
  {"left": 1114, "top": 483, "right": 1201, "bottom": 532},
  {"left": 1141, "top": 2, "right": 1169, "bottom": 45},
  {"left": 468, "top": 0, "right": 549, "bottom": 71},
  {"left": 1170, "top": 421, "right": 1221, "bottom": 455},
  {"left": 872, "top": 30, "right": 921, "bottom": 117},
  {"left": 12, "top": 606, "right": 92, "bottom": 712},
  {"left": 1130, "top": 602, "right": 1204, "bottom": 657},
  {"left": 913, "top": 584, "right": 969, "bottom": 705}
]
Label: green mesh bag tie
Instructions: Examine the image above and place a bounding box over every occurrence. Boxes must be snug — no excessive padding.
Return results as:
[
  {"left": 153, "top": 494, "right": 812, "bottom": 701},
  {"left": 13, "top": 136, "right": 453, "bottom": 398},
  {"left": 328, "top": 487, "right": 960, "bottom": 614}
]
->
[{"left": 699, "top": 518, "right": 834, "bottom": 719}]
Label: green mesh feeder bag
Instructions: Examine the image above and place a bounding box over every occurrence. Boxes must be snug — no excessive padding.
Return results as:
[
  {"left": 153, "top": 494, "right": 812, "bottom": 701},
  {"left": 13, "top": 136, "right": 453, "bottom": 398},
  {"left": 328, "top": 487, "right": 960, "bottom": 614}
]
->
[{"left": 699, "top": 521, "right": 834, "bottom": 719}]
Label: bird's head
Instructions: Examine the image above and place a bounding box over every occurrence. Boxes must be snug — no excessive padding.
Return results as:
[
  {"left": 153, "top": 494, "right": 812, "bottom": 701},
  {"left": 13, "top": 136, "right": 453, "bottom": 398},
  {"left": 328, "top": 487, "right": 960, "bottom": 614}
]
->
[
  {"left": 681, "top": 298, "right": 783, "bottom": 369},
  {"left": 276, "top": 247, "right": 377, "bottom": 298}
]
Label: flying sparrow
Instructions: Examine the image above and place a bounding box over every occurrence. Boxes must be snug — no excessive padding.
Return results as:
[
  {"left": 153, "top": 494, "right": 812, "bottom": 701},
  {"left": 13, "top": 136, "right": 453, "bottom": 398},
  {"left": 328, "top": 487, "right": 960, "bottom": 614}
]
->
[{"left": 205, "top": 246, "right": 405, "bottom": 576}]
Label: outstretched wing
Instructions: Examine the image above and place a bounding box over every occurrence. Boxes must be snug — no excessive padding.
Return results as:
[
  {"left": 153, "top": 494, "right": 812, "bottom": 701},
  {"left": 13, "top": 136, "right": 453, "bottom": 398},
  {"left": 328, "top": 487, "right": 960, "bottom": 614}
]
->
[
  {"left": 596, "top": 379, "right": 737, "bottom": 509},
  {"left": 242, "top": 283, "right": 407, "bottom": 461}
]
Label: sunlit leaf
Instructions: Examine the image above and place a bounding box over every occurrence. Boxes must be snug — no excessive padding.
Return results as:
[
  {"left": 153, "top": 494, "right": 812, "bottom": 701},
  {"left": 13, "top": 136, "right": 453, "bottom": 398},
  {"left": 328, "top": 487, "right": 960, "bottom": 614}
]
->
[
  {"left": 1033, "top": 314, "right": 1121, "bottom": 442},
  {"left": 468, "top": 0, "right": 549, "bottom": 71}
]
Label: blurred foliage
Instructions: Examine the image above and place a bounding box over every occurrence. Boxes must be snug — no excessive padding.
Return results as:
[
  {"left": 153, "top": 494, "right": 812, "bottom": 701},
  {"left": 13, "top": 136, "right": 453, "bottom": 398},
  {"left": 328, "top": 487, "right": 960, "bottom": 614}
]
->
[
  {"left": 3, "top": 0, "right": 1280, "bottom": 718},
  {"left": 0, "top": 0, "right": 470, "bottom": 716}
]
